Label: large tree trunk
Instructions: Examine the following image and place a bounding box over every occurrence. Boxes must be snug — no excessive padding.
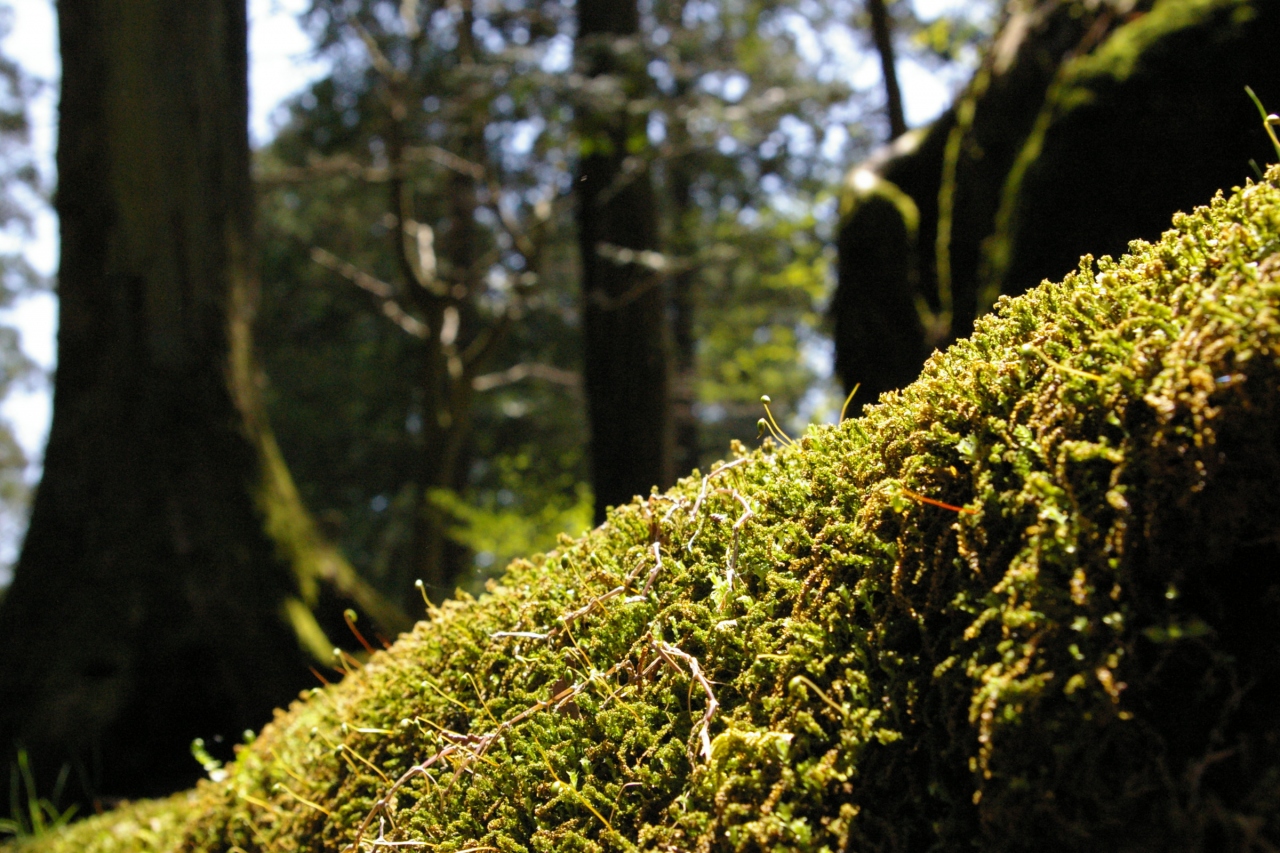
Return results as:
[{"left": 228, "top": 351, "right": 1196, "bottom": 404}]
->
[
  {"left": 0, "top": 0, "right": 404, "bottom": 805},
  {"left": 576, "top": 0, "right": 674, "bottom": 523}
]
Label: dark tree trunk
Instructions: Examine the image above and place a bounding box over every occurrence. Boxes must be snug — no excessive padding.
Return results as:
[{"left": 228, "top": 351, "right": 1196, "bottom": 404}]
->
[
  {"left": 576, "top": 0, "right": 674, "bottom": 523},
  {"left": 667, "top": 137, "right": 700, "bottom": 479},
  {"left": 0, "top": 0, "right": 404, "bottom": 805},
  {"left": 868, "top": 0, "right": 907, "bottom": 140},
  {"left": 834, "top": 0, "right": 1280, "bottom": 411}
]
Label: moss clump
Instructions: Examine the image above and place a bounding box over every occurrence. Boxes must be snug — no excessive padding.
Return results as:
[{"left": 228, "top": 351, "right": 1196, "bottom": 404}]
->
[{"left": 13, "top": 168, "right": 1280, "bottom": 852}]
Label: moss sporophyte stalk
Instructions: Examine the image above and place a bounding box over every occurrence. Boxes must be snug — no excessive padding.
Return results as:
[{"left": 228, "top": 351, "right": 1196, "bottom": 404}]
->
[{"left": 14, "top": 167, "right": 1280, "bottom": 851}]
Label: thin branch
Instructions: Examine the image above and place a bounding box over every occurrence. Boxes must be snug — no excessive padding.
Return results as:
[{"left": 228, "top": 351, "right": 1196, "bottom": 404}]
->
[
  {"left": 411, "top": 145, "right": 486, "bottom": 181},
  {"left": 310, "top": 247, "right": 429, "bottom": 338},
  {"left": 595, "top": 242, "right": 692, "bottom": 274},
  {"left": 255, "top": 146, "right": 485, "bottom": 187},
  {"left": 868, "top": 0, "right": 907, "bottom": 140},
  {"left": 354, "top": 20, "right": 400, "bottom": 80},
  {"left": 471, "top": 362, "right": 581, "bottom": 392},
  {"left": 584, "top": 250, "right": 665, "bottom": 312}
]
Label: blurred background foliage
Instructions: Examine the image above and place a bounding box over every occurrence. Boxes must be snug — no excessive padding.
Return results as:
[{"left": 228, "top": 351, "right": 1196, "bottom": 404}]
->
[
  {"left": 250, "top": 0, "right": 997, "bottom": 604},
  {"left": 0, "top": 1, "right": 43, "bottom": 575},
  {"left": 0, "top": 0, "right": 998, "bottom": 600}
]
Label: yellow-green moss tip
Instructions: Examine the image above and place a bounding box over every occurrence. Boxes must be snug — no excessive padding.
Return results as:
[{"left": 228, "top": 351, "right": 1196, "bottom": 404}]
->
[{"left": 13, "top": 167, "right": 1280, "bottom": 852}]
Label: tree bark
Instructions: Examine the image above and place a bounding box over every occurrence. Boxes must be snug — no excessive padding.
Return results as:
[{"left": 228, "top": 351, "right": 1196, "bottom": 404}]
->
[
  {"left": 0, "top": 0, "right": 404, "bottom": 804},
  {"left": 576, "top": 0, "right": 674, "bottom": 523}
]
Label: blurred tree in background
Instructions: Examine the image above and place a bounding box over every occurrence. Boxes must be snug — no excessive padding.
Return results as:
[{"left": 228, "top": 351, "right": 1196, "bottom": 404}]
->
[
  {"left": 0, "top": 0, "right": 407, "bottom": 808},
  {"left": 255, "top": 0, "right": 589, "bottom": 609},
  {"left": 254, "top": 0, "right": 987, "bottom": 607}
]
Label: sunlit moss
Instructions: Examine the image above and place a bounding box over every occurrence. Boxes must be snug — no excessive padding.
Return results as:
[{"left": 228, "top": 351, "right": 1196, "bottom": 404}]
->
[{"left": 12, "top": 167, "right": 1280, "bottom": 852}]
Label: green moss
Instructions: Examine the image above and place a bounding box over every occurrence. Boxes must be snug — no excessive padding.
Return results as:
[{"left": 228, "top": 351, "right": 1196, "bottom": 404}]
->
[{"left": 13, "top": 167, "right": 1280, "bottom": 851}]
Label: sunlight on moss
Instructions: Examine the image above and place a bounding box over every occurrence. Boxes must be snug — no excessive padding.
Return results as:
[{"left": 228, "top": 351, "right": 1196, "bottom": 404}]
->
[{"left": 12, "top": 166, "right": 1280, "bottom": 852}]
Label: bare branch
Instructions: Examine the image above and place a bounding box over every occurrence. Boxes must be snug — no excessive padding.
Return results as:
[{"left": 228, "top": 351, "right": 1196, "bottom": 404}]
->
[
  {"left": 409, "top": 145, "right": 486, "bottom": 180},
  {"left": 255, "top": 145, "right": 485, "bottom": 187},
  {"left": 354, "top": 20, "right": 400, "bottom": 81},
  {"left": 471, "top": 362, "right": 580, "bottom": 392},
  {"left": 595, "top": 242, "right": 690, "bottom": 274},
  {"left": 309, "top": 247, "right": 429, "bottom": 339}
]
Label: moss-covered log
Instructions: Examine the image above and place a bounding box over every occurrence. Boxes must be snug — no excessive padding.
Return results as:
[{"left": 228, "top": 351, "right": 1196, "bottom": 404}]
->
[{"left": 13, "top": 169, "right": 1280, "bottom": 851}]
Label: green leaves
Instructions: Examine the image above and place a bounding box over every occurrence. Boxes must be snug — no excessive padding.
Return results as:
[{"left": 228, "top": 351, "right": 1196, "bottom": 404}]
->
[{"left": 0, "top": 750, "right": 77, "bottom": 840}]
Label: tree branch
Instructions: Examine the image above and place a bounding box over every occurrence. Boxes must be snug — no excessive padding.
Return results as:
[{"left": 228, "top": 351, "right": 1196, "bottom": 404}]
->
[{"left": 309, "top": 247, "right": 429, "bottom": 339}]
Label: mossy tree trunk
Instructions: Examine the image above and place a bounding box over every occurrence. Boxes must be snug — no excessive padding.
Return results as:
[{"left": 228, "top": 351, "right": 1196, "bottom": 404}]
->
[
  {"left": 0, "top": 0, "right": 405, "bottom": 805},
  {"left": 575, "top": 0, "right": 674, "bottom": 523},
  {"left": 834, "top": 0, "right": 1280, "bottom": 408}
]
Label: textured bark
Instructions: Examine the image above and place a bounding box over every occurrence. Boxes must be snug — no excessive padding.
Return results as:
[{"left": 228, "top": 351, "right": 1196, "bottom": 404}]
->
[
  {"left": 576, "top": 0, "right": 674, "bottom": 523},
  {"left": 0, "top": 0, "right": 403, "bottom": 804}
]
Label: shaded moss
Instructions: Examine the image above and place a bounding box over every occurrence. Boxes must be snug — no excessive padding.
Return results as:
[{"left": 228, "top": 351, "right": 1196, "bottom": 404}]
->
[{"left": 13, "top": 168, "right": 1280, "bottom": 851}]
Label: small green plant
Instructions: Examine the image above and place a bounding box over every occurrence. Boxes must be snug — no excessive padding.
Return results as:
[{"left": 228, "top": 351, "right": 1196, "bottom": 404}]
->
[
  {"left": 756, "top": 395, "right": 795, "bottom": 446},
  {"left": 0, "top": 749, "right": 78, "bottom": 839},
  {"left": 1245, "top": 86, "right": 1280, "bottom": 176},
  {"left": 190, "top": 738, "right": 229, "bottom": 784}
]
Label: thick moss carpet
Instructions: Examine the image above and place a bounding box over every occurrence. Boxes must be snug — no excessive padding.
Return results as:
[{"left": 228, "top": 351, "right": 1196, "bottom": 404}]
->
[{"left": 12, "top": 168, "right": 1280, "bottom": 852}]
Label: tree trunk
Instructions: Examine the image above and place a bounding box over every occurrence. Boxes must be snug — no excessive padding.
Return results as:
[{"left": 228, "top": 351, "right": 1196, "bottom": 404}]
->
[
  {"left": 576, "top": 0, "right": 674, "bottom": 523},
  {"left": 0, "top": 0, "right": 404, "bottom": 805},
  {"left": 868, "top": 0, "right": 906, "bottom": 140},
  {"left": 667, "top": 142, "right": 701, "bottom": 480}
]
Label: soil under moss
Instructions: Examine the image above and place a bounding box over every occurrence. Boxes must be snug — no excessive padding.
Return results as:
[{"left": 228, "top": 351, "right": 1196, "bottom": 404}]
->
[{"left": 12, "top": 168, "right": 1280, "bottom": 852}]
